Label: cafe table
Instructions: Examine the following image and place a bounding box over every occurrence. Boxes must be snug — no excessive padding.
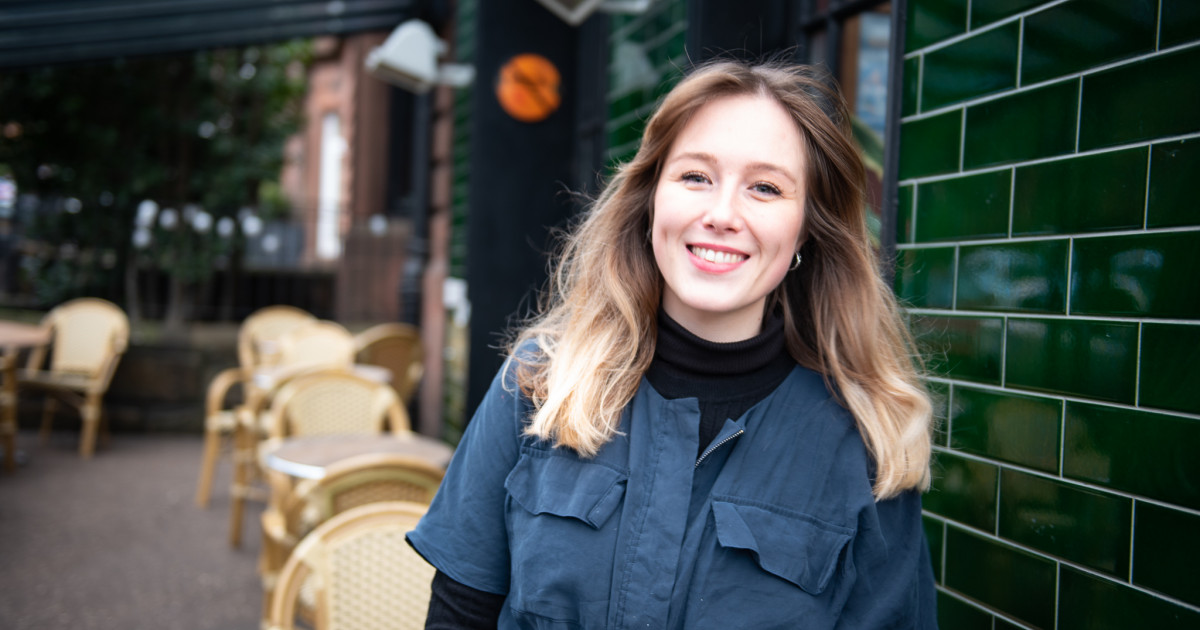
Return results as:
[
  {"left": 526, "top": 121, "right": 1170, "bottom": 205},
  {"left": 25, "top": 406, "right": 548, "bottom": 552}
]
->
[
  {"left": 0, "top": 320, "right": 50, "bottom": 472},
  {"left": 263, "top": 431, "right": 454, "bottom": 480}
]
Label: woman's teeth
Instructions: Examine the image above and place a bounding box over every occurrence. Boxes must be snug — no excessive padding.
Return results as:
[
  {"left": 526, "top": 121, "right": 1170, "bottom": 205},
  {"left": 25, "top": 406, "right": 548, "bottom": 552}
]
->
[{"left": 690, "top": 246, "right": 746, "bottom": 264}]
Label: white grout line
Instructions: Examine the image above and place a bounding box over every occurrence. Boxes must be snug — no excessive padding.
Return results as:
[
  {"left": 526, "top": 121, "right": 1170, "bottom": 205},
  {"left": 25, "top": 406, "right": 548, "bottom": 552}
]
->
[
  {"left": 1074, "top": 78, "right": 1084, "bottom": 153},
  {"left": 1134, "top": 324, "right": 1143, "bottom": 407},
  {"left": 1143, "top": 147, "right": 1153, "bottom": 230},
  {"left": 1156, "top": 0, "right": 1163, "bottom": 51},
  {"left": 911, "top": 184, "right": 919, "bottom": 244},
  {"left": 893, "top": 223, "right": 1200, "bottom": 249},
  {"left": 934, "top": 586, "right": 1037, "bottom": 629},
  {"left": 994, "top": 461, "right": 1003, "bottom": 536},
  {"left": 959, "top": 109, "right": 968, "bottom": 172},
  {"left": 1016, "top": 17, "right": 1025, "bottom": 89},
  {"left": 951, "top": 245, "right": 960, "bottom": 309},
  {"left": 921, "top": 377, "right": 1200, "bottom": 422},
  {"left": 1065, "top": 238, "right": 1074, "bottom": 316},
  {"left": 1008, "top": 167, "right": 1016, "bottom": 238},
  {"left": 902, "top": 39, "right": 1200, "bottom": 122},
  {"left": 1054, "top": 562, "right": 1062, "bottom": 630},
  {"left": 999, "top": 315, "right": 1007, "bottom": 388},
  {"left": 906, "top": 307, "right": 1200, "bottom": 327},
  {"left": 1129, "top": 499, "right": 1138, "bottom": 583},
  {"left": 929, "top": 445, "right": 1200, "bottom": 518},
  {"left": 898, "top": 129, "right": 1200, "bottom": 186}
]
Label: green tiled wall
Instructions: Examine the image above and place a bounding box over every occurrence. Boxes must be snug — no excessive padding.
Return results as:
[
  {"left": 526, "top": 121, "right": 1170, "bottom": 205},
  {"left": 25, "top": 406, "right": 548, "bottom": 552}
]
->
[
  {"left": 604, "top": 0, "right": 688, "bottom": 165},
  {"left": 900, "top": 0, "right": 1200, "bottom": 627}
]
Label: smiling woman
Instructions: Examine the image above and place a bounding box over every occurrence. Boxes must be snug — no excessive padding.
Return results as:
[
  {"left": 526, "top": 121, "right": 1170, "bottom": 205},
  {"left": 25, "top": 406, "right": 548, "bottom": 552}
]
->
[{"left": 407, "top": 60, "right": 937, "bottom": 629}]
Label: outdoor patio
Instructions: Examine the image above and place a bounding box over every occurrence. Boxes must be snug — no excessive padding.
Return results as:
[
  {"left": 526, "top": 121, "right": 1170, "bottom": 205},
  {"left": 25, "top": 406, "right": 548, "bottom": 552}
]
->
[{"left": 0, "top": 429, "right": 264, "bottom": 629}]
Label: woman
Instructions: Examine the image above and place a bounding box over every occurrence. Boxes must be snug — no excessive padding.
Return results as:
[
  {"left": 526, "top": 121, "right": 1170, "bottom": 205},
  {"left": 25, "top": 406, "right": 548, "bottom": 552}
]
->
[{"left": 408, "top": 60, "right": 937, "bottom": 629}]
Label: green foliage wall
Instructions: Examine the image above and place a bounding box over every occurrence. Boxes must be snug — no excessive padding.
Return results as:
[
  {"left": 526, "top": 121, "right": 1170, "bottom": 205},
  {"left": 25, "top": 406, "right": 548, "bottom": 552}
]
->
[{"left": 896, "top": 1, "right": 1200, "bottom": 627}]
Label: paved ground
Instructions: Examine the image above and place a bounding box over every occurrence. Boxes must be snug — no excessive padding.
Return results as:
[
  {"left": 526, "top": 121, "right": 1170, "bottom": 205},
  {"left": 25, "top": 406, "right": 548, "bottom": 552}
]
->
[{"left": 0, "top": 430, "right": 265, "bottom": 630}]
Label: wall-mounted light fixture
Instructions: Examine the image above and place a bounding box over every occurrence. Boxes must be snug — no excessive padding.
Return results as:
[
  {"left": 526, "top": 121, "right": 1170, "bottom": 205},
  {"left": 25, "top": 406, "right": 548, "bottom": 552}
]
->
[{"left": 365, "top": 19, "right": 475, "bottom": 93}]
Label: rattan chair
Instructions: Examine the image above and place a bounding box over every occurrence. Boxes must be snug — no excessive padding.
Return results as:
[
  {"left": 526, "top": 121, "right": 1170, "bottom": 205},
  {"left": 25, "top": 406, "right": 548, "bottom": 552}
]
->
[
  {"left": 228, "top": 320, "right": 358, "bottom": 547},
  {"left": 194, "top": 305, "right": 315, "bottom": 507},
  {"left": 264, "top": 369, "right": 409, "bottom": 439},
  {"left": 259, "top": 453, "right": 443, "bottom": 620},
  {"left": 354, "top": 323, "right": 424, "bottom": 405},
  {"left": 18, "top": 298, "right": 129, "bottom": 458},
  {"left": 267, "top": 501, "right": 435, "bottom": 630}
]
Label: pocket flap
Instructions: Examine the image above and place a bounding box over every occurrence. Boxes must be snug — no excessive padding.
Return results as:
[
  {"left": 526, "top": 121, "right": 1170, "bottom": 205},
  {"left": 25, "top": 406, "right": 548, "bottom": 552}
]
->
[
  {"left": 711, "top": 500, "right": 853, "bottom": 594},
  {"left": 505, "top": 453, "right": 626, "bottom": 529}
]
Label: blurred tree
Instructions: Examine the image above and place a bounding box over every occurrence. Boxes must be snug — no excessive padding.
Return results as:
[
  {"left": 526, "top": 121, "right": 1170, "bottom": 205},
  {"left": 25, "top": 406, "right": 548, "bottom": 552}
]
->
[{"left": 0, "top": 39, "right": 311, "bottom": 335}]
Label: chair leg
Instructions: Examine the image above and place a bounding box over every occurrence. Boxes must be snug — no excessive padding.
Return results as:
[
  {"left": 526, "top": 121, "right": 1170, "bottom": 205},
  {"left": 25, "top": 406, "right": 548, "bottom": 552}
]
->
[
  {"left": 78, "top": 394, "right": 101, "bottom": 458},
  {"left": 195, "top": 423, "right": 223, "bottom": 508},
  {"left": 39, "top": 397, "right": 58, "bottom": 444},
  {"left": 228, "top": 426, "right": 250, "bottom": 547}
]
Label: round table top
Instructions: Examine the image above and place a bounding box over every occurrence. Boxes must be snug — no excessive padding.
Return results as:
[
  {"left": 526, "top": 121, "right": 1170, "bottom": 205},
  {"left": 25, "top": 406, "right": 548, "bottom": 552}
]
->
[
  {"left": 264, "top": 432, "right": 455, "bottom": 480},
  {"left": 0, "top": 321, "right": 49, "bottom": 348}
]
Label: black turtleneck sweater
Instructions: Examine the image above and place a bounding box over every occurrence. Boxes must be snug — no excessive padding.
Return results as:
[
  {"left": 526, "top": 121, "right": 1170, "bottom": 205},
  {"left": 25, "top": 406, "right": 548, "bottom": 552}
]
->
[
  {"left": 646, "top": 309, "right": 797, "bottom": 456},
  {"left": 423, "top": 310, "right": 797, "bottom": 628}
]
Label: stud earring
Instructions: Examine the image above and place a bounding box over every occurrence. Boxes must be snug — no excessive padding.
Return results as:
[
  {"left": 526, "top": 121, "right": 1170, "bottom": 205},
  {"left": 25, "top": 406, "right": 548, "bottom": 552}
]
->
[{"left": 790, "top": 251, "right": 802, "bottom": 271}]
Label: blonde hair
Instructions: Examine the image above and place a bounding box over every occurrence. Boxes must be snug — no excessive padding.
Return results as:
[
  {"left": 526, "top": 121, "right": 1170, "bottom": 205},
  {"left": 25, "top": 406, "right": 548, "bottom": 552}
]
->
[{"left": 509, "top": 60, "right": 931, "bottom": 499}]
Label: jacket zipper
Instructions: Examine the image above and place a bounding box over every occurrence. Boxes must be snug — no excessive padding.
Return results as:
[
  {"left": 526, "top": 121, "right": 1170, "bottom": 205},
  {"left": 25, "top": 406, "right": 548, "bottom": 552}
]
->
[{"left": 695, "top": 429, "right": 744, "bottom": 467}]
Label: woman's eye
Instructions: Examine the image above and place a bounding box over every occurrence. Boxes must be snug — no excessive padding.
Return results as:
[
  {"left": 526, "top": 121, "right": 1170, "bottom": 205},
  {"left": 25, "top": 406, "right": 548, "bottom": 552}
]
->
[
  {"left": 681, "top": 171, "right": 710, "bottom": 184},
  {"left": 752, "top": 182, "right": 782, "bottom": 196}
]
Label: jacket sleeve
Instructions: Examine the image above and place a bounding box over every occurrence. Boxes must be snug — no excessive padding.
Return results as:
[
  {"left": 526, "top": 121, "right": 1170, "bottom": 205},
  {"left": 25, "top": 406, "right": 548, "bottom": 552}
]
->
[
  {"left": 835, "top": 489, "right": 939, "bottom": 629},
  {"left": 407, "top": 360, "right": 526, "bottom": 595}
]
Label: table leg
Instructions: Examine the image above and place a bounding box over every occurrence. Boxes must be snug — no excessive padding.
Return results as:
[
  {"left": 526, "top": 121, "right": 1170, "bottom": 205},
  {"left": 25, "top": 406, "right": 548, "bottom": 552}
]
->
[{"left": 1, "top": 350, "right": 17, "bottom": 473}]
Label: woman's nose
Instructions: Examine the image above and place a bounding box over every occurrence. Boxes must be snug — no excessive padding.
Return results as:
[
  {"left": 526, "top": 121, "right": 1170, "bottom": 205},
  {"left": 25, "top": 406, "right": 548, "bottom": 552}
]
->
[{"left": 702, "top": 189, "right": 744, "bottom": 232}]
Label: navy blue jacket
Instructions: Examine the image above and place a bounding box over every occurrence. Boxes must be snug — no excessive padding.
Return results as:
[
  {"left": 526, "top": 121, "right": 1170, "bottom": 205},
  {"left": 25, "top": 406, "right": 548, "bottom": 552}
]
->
[{"left": 408, "top": 359, "right": 937, "bottom": 629}]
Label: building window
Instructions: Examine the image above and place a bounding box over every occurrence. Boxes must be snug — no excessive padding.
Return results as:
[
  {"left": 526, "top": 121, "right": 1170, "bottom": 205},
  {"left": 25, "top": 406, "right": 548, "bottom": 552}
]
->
[
  {"left": 797, "top": 0, "right": 898, "bottom": 254},
  {"left": 317, "top": 111, "right": 345, "bottom": 260}
]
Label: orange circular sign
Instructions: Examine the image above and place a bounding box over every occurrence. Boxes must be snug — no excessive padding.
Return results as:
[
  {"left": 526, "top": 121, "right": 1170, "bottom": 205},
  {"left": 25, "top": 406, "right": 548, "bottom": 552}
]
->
[{"left": 496, "top": 54, "right": 561, "bottom": 123}]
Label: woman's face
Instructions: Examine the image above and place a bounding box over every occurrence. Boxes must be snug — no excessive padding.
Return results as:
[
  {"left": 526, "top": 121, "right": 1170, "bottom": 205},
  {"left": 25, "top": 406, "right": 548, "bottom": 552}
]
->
[{"left": 651, "top": 94, "right": 807, "bottom": 342}]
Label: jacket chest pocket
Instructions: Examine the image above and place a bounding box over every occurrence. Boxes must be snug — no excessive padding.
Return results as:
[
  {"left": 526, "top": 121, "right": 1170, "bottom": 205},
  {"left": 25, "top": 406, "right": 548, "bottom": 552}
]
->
[
  {"left": 690, "top": 499, "right": 855, "bottom": 629},
  {"left": 503, "top": 452, "right": 627, "bottom": 627}
]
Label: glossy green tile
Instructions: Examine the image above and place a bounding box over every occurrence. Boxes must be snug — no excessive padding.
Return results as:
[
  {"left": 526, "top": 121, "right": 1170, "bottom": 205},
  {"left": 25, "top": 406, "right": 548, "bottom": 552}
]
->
[
  {"left": 930, "top": 380, "right": 950, "bottom": 447},
  {"left": 1134, "top": 503, "right": 1200, "bottom": 607},
  {"left": 994, "top": 621, "right": 1024, "bottom": 630},
  {"left": 1005, "top": 318, "right": 1138, "bottom": 402},
  {"left": 970, "top": 0, "right": 1044, "bottom": 29},
  {"left": 1021, "top": 0, "right": 1156, "bottom": 85},
  {"left": 1058, "top": 567, "right": 1200, "bottom": 630},
  {"left": 958, "top": 240, "right": 1069, "bottom": 313},
  {"left": 944, "top": 527, "right": 1056, "bottom": 629},
  {"left": 999, "top": 470, "right": 1132, "bottom": 576},
  {"left": 1079, "top": 45, "right": 1200, "bottom": 150},
  {"left": 922, "top": 22, "right": 1019, "bottom": 110},
  {"left": 915, "top": 170, "right": 1011, "bottom": 242},
  {"left": 1071, "top": 232, "right": 1200, "bottom": 318},
  {"left": 899, "top": 110, "right": 962, "bottom": 180},
  {"left": 912, "top": 315, "right": 1004, "bottom": 384},
  {"left": 926, "top": 451, "right": 998, "bottom": 531},
  {"left": 896, "top": 246, "right": 955, "bottom": 309},
  {"left": 1148, "top": 138, "right": 1200, "bottom": 228},
  {"left": 1139, "top": 324, "right": 1200, "bottom": 414},
  {"left": 950, "top": 387, "right": 1061, "bottom": 472},
  {"left": 897, "top": 184, "right": 915, "bottom": 243},
  {"left": 906, "top": 0, "right": 967, "bottom": 52},
  {"left": 923, "top": 516, "right": 945, "bottom": 583},
  {"left": 936, "top": 590, "right": 992, "bottom": 629},
  {"left": 1160, "top": 0, "right": 1200, "bottom": 48},
  {"left": 964, "top": 79, "right": 1079, "bottom": 168},
  {"left": 903, "top": 56, "right": 920, "bottom": 117},
  {"left": 1063, "top": 402, "right": 1200, "bottom": 509},
  {"left": 1012, "top": 148, "right": 1148, "bottom": 235}
]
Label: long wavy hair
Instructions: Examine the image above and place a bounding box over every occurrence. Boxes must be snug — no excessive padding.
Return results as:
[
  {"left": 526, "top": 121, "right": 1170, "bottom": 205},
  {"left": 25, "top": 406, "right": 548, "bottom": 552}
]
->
[{"left": 509, "top": 60, "right": 931, "bottom": 499}]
